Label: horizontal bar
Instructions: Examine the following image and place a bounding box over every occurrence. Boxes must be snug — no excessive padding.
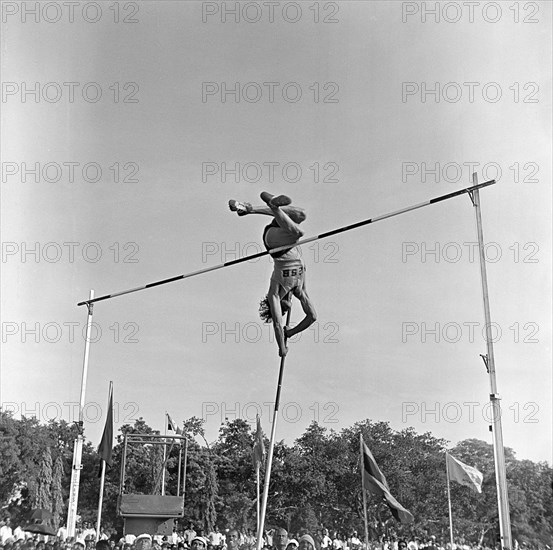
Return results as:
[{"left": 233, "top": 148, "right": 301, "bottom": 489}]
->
[
  {"left": 78, "top": 179, "right": 496, "bottom": 306},
  {"left": 126, "top": 434, "right": 187, "bottom": 443}
]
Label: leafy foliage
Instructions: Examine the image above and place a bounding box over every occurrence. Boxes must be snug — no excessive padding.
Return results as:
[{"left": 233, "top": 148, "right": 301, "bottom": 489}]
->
[
  {"left": 34, "top": 447, "right": 53, "bottom": 510},
  {"left": 1, "top": 410, "right": 551, "bottom": 546},
  {"left": 51, "top": 454, "right": 65, "bottom": 529}
]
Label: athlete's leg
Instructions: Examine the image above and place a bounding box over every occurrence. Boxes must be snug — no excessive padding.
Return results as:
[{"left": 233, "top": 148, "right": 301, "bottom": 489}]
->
[
  {"left": 260, "top": 192, "right": 292, "bottom": 208},
  {"left": 228, "top": 200, "right": 252, "bottom": 216},
  {"left": 269, "top": 206, "right": 304, "bottom": 237},
  {"left": 285, "top": 279, "right": 317, "bottom": 339},
  {"left": 229, "top": 202, "right": 306, "bottom": 224},
  {"left": 260, "top": 192, "right": 307, "bottom": 233}
]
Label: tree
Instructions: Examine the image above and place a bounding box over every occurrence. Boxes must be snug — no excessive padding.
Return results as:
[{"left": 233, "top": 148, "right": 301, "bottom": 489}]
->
[
  {"left": 34, "top": 447, "right": 53, "bottom": 510},
  {"left": 505, "top": 459, "right": 553, "bottom": 545},
  {"left": 212, "top": 419, "right": 254, "bottom": 530},
  {"left": 0, "top": 411, "right": 21, "bottom": 506},
  {"left": 51, "top": 454, "right": 65, "bottom": 529},
  {"left": 1, "top": 410, "right": 551, "bottom": 543},
  {"left": 202, "top": 456, "right": 218, "bottom": 533}
]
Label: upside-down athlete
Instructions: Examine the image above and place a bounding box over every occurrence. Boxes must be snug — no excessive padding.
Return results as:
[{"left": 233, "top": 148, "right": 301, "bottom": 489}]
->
[{"left": 229, "top": 192, "right": 317, "bottom": 357}]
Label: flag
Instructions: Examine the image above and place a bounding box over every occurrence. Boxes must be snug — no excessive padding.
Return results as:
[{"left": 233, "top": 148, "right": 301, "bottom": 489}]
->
[
  {"left": 167, "top": 413, "right": 183, "bottom": 435},
  {"left": 252, "top": 415, "right": 266, "bottom": 469},
  {"left": 360, "top": 435, "right": 414, "bottom": 524},
  {"left": 446, "top": 453, "right": 483, "bottom": 493},
  {"left": 98, "top": 385, "right": 114, "bottom": 468}
]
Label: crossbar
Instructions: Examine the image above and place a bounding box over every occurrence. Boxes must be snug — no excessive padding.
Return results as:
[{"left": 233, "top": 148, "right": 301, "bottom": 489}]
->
[{"left": 78, "top": 179, "right": 496, "bottom": 306}]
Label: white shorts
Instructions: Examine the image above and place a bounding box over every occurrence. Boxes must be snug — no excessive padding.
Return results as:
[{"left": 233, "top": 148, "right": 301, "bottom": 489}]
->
[{"left": 271, "top": 262, "right": 305, "bottom": 293}]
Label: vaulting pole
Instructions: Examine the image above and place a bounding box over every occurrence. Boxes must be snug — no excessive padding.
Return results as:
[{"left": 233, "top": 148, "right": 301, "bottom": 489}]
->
[
  {"left": 78, "top": 180, "right": 496, "bottom": 306},
  {"left": 67, "top": 289, "right": 94, "bottom": 537},
  {"left": 470, "top": 174, "right": 512, "bottom": 549},
  {"left": 255, "top": 308, "right": 292, "bottom": 550}
]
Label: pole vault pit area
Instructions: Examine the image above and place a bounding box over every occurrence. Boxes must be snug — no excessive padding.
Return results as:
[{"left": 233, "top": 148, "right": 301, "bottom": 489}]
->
[{"left": 118, "top": 433, "right": 188, "bottom": 535}]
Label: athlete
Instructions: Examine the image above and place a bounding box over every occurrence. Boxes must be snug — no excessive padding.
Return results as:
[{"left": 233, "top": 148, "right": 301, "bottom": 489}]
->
[{"left": 229, "top": 192, "right": 317, "bottom": 357}]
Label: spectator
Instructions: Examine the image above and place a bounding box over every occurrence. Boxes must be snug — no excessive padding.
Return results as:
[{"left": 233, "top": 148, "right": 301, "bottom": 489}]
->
[
  {"left": 136, "top": 535, "right": 153, "bottom": 550},
  {"left": 299, "top": 536, "right": 316, "bottom": 550},
  {"left": 191, "top": 538, "right": 207, "bottom": 550},
  {"left": 1, "top": 518, "right": 13, "bottom": 545},
  {"left": 274, "top": 529, "right": 289, "bottom": 550},
  {"left": 321, "top": 532, "right": 332, "bottom": 550},
  {"left": 184, "top": 527, "right": 196, "bottom": 547},
  {"left": 209, "top": 528, "right": 224, "bottom": 550},
  {"left": 81, "top": 525, "right": 95, "bottom": 542},
  {"left": 349, "top": 534, "right": 361, "bottom": 550},
  {"left": 226, "top": 531, "right": 240, "bottom": 550}
]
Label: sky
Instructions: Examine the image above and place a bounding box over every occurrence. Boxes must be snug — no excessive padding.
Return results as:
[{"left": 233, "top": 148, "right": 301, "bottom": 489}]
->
[{"left": 1, "top": 1, "right": 552, "bottom": 466}]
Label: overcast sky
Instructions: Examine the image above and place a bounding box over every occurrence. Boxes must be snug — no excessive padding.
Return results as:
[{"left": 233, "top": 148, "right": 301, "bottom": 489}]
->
[{"left": 1, "top": 1, "right": 551, "bottom": 465}]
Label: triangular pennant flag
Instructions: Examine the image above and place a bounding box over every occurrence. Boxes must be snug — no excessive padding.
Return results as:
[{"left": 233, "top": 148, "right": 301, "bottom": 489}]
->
[
  {"left": 360, "top": 435, "right": 414, "bottom": 524},
  {"left": 167, "top": 413, "right": 177, "bottom": 432},
  {"left": 252, "top": 415, "right": 266, "bottom": 469},
  {"left": 98, "top": 385, "right": 114, "bottom": 470}
]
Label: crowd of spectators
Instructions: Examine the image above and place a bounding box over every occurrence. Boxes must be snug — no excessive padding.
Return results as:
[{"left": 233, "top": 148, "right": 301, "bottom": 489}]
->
[{"left": 0, "top": 517, "right": 547, "bottom": 550}]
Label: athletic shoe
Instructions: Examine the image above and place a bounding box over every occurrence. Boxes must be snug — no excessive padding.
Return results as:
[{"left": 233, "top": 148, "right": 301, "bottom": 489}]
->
[
  {"left": 260, "top": 192, "right": 292, "bottom": 208},
  {"left": 228, "top": 200, "right": 252, "bottom": 216}
]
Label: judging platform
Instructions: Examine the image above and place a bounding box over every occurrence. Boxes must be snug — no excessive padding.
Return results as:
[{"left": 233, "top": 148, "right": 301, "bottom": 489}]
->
[{"left": 118, "top": 433, "right": 188, "bottom": 535}]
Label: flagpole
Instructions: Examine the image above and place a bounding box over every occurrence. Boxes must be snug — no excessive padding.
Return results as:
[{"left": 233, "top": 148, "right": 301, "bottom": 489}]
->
[
  {"left": 445, "top": 453, "right": 454, "bottom": 550},
  {"left": 360, "top": 434, "right": 370, "bottom": 550},
  {"left": 470, "top": 173, "right": 512, "bottom": 550},
  {"left": 95, "top": 381, "right": 112, "bottom": 543},
  {"left": 182, "top": 437, "right": 188, "bottom": 497},
  {"left": 177, "top": 444, "right": 182, "bottom": 497},
  {"left": 162, "top": 413, "right": 168, "bottom": 496},
  {"left": 255, "top": 308, "right": 292, "bottom": 550},
  {"left": 256, "top": 463, "right": 261, "bottom": 534},
  {"left": 96, "top": 460, "right": 106, "bottom": 542}
]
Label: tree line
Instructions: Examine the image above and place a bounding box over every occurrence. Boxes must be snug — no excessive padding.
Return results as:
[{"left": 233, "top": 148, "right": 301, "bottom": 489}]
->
[{"left": 0, "top": 411, "right": 551, "bottom": 547}]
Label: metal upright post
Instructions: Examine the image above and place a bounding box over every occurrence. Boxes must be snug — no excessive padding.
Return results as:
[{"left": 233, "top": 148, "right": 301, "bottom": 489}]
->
[
  {"left": 360, "top": 434, "right": 370, "bottom": 550},
  {"left": 67, "top": 289, "right": 95, "bottom": 537},
  {"left": 470, "top": 174, "right": 512, "bottom": 549}
]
